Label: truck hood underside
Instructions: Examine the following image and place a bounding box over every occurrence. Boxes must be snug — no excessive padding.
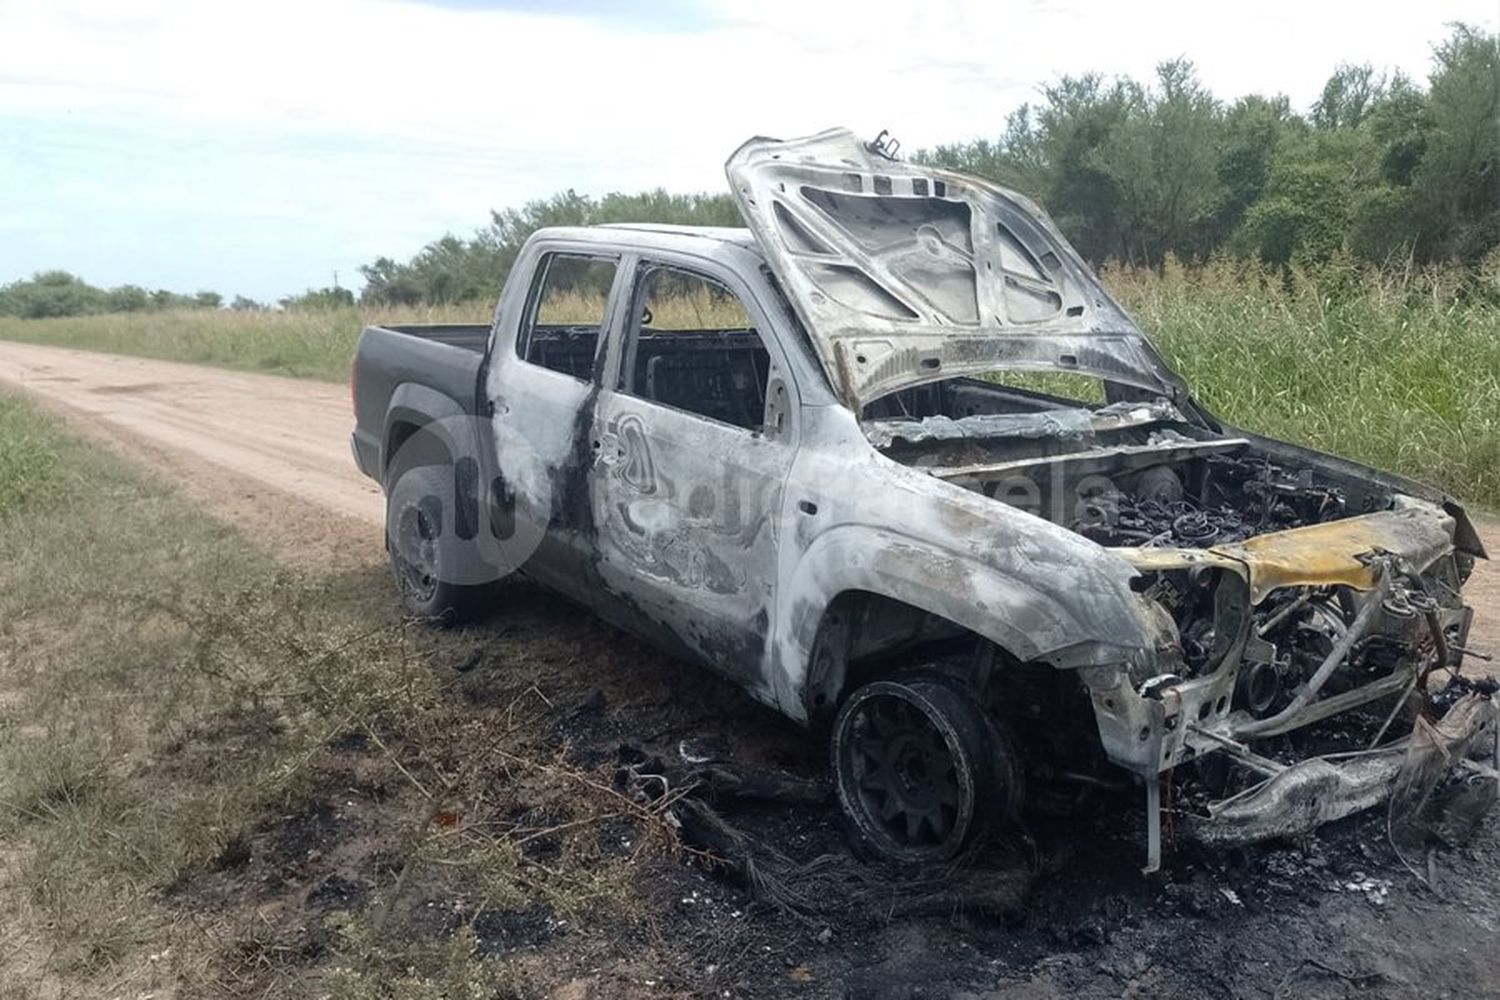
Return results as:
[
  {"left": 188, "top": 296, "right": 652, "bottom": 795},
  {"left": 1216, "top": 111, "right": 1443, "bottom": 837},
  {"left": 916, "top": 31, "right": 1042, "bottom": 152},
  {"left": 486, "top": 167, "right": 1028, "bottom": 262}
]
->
[{"left": 725, "top": 128, "right": 1181, "bottom": 410}]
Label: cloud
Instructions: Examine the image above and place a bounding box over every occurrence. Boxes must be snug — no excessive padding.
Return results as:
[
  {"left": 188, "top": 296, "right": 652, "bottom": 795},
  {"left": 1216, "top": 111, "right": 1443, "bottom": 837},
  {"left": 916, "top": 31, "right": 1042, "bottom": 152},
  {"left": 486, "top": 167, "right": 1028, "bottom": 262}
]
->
[{"left": 0, "top": 0, "right": 1495, "bottom": 298}]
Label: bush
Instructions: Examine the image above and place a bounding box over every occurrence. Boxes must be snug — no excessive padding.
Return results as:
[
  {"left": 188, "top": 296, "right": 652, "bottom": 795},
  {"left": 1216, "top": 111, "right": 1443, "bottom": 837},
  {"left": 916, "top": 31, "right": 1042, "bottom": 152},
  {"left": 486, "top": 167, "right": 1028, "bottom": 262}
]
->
[
  {"left": 280, "top": 286, "right": 355, "bottom": 310},
  {"left": 0, "top": 271, "right": 224, "bottom": 319}
]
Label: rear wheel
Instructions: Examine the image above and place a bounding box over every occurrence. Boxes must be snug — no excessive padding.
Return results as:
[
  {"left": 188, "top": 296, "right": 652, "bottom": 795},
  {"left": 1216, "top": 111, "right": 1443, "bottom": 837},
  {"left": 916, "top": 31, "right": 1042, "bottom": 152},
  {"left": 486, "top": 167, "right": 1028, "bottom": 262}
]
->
[
  {"left": 832, "top": 677, "right": 1019, "bottom": 864},
  {"left": 385, "top": 464, "right": 495, "bottom": 624}
]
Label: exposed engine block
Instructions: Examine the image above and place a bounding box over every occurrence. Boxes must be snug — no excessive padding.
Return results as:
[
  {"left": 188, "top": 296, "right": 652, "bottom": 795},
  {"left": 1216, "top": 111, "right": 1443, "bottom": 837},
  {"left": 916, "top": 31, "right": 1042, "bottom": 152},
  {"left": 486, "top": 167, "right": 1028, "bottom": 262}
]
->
[{"left": 1071, "top": 455, "right": 1347, "bottom": 548}]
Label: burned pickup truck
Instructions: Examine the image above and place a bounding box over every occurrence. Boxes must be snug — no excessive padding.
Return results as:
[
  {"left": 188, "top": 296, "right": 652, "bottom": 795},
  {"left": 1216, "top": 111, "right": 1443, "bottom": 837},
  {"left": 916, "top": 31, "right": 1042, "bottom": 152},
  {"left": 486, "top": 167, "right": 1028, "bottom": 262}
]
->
[{"left": 351, "top": 128, "right": 1492, "bottom": 871}]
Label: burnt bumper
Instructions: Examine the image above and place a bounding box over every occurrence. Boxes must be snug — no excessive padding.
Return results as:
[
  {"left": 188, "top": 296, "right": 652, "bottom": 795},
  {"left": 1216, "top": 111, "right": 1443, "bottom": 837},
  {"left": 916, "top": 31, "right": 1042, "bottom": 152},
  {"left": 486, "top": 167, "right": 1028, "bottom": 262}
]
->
[{"left": 1188, "top": 694, "right": 1498, "bottom": 846}]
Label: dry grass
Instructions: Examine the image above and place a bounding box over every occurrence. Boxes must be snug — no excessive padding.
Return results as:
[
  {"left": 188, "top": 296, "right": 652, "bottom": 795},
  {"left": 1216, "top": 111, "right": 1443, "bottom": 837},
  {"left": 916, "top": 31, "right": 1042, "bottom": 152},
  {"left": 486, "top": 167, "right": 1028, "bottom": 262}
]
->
[
  {"left": 0, "top": 392, "right": 676, "bottom": 997},
  {"left": 0, "top": 304, "right": 489, "bottom": 382}
]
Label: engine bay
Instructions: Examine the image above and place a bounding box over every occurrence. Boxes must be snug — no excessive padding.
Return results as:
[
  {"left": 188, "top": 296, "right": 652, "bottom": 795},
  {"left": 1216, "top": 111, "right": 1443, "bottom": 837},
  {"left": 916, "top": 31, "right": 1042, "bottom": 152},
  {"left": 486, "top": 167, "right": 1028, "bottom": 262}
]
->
[
  {"left": 864, "top": 375, "right": 1477, "bottom": 720},
  {"left": 864, "top": 376, "right": 1380, "bottom": 551},
  {"left": 1069, "top": 452, "right": 1348, "bottom": 549}
]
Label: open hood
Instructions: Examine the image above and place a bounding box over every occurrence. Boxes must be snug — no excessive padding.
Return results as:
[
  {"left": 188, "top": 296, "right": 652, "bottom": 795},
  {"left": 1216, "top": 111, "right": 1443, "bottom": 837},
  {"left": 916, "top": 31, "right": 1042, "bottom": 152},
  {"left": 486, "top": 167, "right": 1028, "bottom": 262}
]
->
[{"left": 726, "top": 128, "right": 1180, "bottom": 410}]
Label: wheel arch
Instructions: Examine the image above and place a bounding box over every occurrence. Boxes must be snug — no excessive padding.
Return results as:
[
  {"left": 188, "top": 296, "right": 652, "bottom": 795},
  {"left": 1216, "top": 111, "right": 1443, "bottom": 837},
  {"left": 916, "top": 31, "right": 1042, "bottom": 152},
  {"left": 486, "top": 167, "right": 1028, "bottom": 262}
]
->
[
  {"left": 782, "top": 529, "right": 1099, "bottom": 721},
  {"left": 381, "top": 383, "right": 469, "bottom": 482}
]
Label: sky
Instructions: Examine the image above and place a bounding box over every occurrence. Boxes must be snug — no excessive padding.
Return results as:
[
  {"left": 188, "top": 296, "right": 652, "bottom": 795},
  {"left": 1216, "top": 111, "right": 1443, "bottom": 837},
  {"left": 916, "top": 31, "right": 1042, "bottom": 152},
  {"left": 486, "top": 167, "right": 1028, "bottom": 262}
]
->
[{"left": 1, "top": 0, "right": 1495, "bottom": 302}]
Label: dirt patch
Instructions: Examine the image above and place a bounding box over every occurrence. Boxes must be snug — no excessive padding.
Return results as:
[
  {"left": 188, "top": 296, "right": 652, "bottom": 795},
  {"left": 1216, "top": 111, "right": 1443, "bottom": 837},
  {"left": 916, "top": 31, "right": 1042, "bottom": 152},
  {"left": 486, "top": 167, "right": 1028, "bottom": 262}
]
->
[
  {"left": 89, "top": 382, "right": 168, "bottom": 395},
  {"left": 0, "top": 346, "right": 379, "bottom": 570},
  {"left": 0, "top": 343, "right": 383, "bottom": 569},
  {"left": 1464, "top": 522, "right": 1500, "bottom": 663}
]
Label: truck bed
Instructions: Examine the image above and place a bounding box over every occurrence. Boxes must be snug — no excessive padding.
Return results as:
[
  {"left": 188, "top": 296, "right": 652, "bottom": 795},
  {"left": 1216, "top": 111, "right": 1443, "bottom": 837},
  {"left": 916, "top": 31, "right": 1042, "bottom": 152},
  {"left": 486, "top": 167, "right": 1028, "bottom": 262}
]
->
[
  {"left": 350, "top": 323, "right": 490, "bottom": 479},
  {"left": 378, "top": 324, "right": 491, "bottom": 352}
]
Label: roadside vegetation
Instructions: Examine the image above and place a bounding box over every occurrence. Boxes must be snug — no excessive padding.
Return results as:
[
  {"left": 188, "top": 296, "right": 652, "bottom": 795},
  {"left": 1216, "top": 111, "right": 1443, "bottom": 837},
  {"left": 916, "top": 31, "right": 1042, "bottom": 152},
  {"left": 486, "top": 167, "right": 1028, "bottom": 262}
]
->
[
  {"left": 922, "top": 25, "right": 1498, "bottom": 271},
  {"left": 1111, "top": 256, "right": 1500, "bottom": 506},
  {"left": 0, "top": 270, "right": 353, "bottom": 320},
  {"left": 3, "top": 256, "right": 1496, "bottom": 506},
  {"left": 0, "top": 304, "right": 484, "bottom": 381},
  {"left": 0, "top": 392, "right": 703, "bottom": 998}
]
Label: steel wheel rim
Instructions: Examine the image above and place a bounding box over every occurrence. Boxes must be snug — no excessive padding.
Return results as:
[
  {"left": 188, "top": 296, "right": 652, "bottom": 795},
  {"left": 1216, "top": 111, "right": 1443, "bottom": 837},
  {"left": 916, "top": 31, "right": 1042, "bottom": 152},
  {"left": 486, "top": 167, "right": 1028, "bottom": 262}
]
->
[
  {"left": 834, "top": 681, "right": 979, "bottom": 860},
  {"left": 395, "top": 500, "right": 440, "bottom": 603}
]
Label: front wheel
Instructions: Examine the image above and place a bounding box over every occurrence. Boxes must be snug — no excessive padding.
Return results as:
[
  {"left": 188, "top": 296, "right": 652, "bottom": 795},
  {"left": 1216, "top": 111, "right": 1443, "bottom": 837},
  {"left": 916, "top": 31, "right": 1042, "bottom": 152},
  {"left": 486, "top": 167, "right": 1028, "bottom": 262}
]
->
[{"left": 831, "top": 677, "right": 1019, "bottom": 864}]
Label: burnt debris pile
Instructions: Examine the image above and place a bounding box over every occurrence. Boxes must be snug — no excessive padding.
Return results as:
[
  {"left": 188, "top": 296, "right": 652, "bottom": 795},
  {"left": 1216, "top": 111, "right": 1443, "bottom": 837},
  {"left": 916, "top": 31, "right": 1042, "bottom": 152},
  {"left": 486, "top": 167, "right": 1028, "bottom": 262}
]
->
[{"left": 614, "top": 742, "right": 1039, "bottom": 924}]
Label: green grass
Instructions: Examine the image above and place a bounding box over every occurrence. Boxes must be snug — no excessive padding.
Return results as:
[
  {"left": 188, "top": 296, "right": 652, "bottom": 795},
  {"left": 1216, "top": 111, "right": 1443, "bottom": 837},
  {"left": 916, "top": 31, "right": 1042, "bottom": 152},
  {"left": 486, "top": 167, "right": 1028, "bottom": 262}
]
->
[
  {"left": 1, "top": 260, "right": 1496, "bottom": 502},
  {"left": 1104, "top": 258, "right": 1500, "bottom": 505},
  {"left": 0, "top": 395, "right": 289, "bottom": 988},
  {"left": 0, "top": 394, "right": 76, "bottom": 517}
]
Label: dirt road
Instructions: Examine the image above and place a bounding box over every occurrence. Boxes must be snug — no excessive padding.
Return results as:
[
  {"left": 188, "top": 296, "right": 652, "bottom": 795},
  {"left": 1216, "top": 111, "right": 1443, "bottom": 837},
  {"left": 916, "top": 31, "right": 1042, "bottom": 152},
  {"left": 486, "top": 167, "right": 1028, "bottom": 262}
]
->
[
  {"left": 0, "top": 339, "right": 1494, "bottom": 654},
  {"left": 0, "top": 341, "right": 383, "bottom": 565}
]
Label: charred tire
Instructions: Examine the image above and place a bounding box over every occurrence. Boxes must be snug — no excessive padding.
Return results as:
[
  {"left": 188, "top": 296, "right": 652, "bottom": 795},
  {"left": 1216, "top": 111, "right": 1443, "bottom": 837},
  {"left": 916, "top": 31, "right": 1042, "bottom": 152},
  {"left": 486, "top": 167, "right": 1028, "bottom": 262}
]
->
[
  {"left": 385, "top": 464, "right": 495, "bottom": 625},
  {"left": 832, "top": 677, "right": 1017, "bottom": 864}
]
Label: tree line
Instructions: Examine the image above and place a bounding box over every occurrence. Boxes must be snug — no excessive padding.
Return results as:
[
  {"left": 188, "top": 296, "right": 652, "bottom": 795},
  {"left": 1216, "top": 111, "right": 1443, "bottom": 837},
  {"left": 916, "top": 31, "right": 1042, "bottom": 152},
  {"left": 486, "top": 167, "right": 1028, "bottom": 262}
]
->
[
  {"left": 919, "top": 24, "right": 1496, "bottom": 269},
  {"left": 5, "top": 25, "right": 1492, "bottom": 317},
  {"left": 0, "top": 270, "right": 355, "bottom": 319},
  {"left": 0, "top": 271, "right": 230, "bottom": 319},
  {"left": 357, "top": 189, "right": 741, "bottom": 305}
]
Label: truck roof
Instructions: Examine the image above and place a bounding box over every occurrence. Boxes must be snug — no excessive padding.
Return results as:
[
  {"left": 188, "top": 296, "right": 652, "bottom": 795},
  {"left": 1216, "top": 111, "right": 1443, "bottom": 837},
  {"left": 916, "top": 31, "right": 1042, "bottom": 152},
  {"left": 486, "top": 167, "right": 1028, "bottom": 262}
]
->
[
  {"left": 532, "top": 224, "right": 767, "bottom": 269},
  {"left": 595, "top": 223, "right": 759, "bottom": 248}
]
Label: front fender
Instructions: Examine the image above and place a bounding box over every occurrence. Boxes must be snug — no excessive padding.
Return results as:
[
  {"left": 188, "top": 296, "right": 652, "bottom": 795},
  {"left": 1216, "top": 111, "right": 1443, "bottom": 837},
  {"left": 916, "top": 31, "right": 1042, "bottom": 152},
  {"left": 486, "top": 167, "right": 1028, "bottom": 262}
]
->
[{"left": 773, "top": 523, "right": 1162, "bottom": 715}]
